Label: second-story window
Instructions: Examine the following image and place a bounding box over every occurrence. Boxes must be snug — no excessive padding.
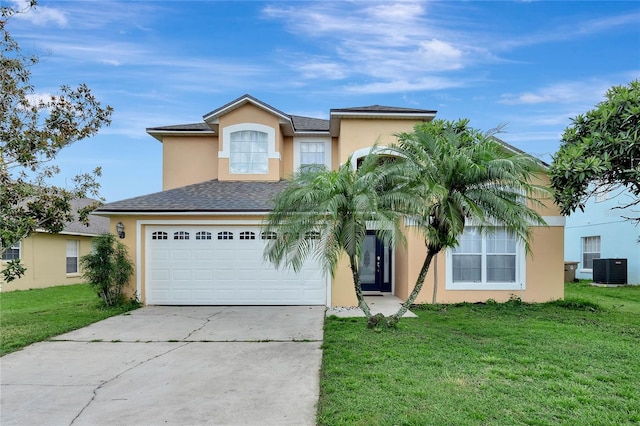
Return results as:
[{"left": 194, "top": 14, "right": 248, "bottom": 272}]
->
[
  {"left": 300, "top": 142, "right": 326, "bottom": 170},
  {"left": 294, "top": 137, "right": 331, "bottom": 172},
  {"left": 230, "top": 130, "right": 268, "bottom": 174}
]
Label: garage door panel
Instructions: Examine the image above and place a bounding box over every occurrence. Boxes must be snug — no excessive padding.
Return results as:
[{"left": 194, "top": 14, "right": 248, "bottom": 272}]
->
[
  {"left": 150, "top": 249, "right": 170, "bottom": 261},
  {"left": 171, "top": 250, "right": 191, "bottom": 261},
  {"left": 194, "top": 250, "right": 214, "bottom": 260},
  {"left": 171, "top": 269, "right": 192, "bottom": 281},
  {"left": 146, "top": 226, "right": 326, "bottom": 305},
  {"left": 193, "top": 269, "right": 214, "bottom": 280}
]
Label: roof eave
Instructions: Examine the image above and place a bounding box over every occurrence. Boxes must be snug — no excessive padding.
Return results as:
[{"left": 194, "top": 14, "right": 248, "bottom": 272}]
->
[
  {"left": 146, "top": 129, "right": 217, "bottom": 142},
  {"left": 94, "top": 210, "right": 271, "bottom": 216},
  {"left": 329, "top": 111, "right": 437, "bottom": 137}
]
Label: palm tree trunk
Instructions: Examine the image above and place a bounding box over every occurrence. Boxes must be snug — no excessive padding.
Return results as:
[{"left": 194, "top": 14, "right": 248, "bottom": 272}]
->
[
  {"left": 431, "top": 253, "right": 438, "bottom": 304},
  {"left": 390, "top": 246, "right": 439, "bottom": 322},
  {"left": 349, "top": 254, "right": 372, "bottom": 319}
]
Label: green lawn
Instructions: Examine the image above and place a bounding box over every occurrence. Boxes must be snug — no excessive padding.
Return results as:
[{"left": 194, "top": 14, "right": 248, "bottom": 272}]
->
[
  {"left": 318, "top": 283, "right": 640, "bottom": 425},
  {"left": 0, "top": 283, "right": 138, "bottom": 356}
]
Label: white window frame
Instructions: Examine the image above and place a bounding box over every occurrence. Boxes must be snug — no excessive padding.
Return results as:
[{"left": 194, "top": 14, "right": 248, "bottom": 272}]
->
[
  {"left": 293, "top": 137, "right": 331, "bottom": 171},
  {"left": 446, "top": 227, "right": 526, "bottom": 291},
  {"left": 581, "top": 236, "right": 600, "bottom": 272},
  {"left": 219, "top": 123, "right": 280, "bottom": 174},
  {"left": 1, "top": 242, "right": 21, "bottom": 261},
  {"left": 66, "top": 240, "right": 79, "bottom": 275}
]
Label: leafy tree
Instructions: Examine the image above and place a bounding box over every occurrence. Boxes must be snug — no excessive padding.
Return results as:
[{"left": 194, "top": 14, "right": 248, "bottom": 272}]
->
[
  {"left": 80, "top": 233, "right": 134, "bottom": 307},
  {"left": 387, "top": 119, "right": 549, "bottom": 324},
  {"left": 263, "top": 152, "right": 418, "bottom": 324},
  {"left": 549, "top": 80, "right": 640, "bottom": 221},
  {"left": 1, "top": 2, "right": 113, "bottom": 281}
]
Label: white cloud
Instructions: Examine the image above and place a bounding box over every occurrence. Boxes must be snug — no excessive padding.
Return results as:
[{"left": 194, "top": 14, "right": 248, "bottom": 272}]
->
[
  {"left": 499, "top": 81, "right": 612, "bottom": 105},
  {"left": 343, "top": 76, "right": 465, "bottom": 95},
  {"left": 10, "top": 0, "right": 68, "bottom": 27},
  {"left": 297, "top": 61, "right": 348, "bottom": 80},
  {"left": 262, "top": 1, "right": 501, "bottom": 90}
]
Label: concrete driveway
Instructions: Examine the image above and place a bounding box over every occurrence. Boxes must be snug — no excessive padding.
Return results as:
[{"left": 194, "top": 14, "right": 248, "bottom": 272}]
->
[{"left": 1, "top": 306, "right": 324, "bottom": 426}]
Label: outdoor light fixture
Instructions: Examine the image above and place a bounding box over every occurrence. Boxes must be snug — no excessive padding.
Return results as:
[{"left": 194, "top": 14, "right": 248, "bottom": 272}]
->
[{"left": 116, "top": 222, "right": 125, "bottom": 239}]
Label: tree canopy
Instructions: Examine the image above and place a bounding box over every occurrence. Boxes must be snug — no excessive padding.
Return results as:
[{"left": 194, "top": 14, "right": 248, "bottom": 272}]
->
[
  {"left": 1, "top": 2, "right": 113, "bottom": 281},
  {"left": 549, "top": 80, "right": 640, "bottom": 221}
]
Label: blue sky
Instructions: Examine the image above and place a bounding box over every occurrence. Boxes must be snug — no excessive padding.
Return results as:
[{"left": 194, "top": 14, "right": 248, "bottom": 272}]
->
[{"left": 7, "top": 0, "right": 640, "bottom": 202}]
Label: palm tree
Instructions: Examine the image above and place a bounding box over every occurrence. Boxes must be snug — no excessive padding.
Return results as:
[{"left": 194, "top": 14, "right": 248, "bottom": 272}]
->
[
  {"left": 387, "top": 119, "right": 550, "bottom": 323},
  {"left": 263, "top": 152, "right": 418, "bottom": 322}
]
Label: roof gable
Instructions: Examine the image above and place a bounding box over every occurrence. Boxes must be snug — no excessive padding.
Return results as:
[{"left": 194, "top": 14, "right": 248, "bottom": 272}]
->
[{"left": 203, "top": 94, "right": 291, "bottom": 125}]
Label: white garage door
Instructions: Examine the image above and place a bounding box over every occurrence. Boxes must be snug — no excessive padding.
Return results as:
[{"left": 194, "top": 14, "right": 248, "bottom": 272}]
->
[{"left": 145, "top": 226, "right": 326, "bottom": 305}]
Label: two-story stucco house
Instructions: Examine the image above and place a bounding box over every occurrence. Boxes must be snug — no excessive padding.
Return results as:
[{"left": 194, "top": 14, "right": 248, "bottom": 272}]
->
[
  {"left": 95, "top": 94, "right": 564, "bottom": 307},
  {"left": 565, "top": 186, "right": 639, "bottom": 285}
]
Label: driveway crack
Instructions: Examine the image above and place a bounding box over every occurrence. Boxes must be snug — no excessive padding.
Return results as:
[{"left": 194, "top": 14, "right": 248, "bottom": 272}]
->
[
  {"left": 69, "top": 342, "right": 190, "bottom": 425},
  {"left": 183, "top": 307, "right": 228, "bottom": 340}
]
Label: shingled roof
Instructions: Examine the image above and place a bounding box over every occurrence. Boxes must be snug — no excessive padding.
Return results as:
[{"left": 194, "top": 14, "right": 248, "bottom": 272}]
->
[
  {"left": 331, "top": 105, "right": 437, "bottom": 114},
  {"left": 61, "top": 199, "right": 110, "bottom": 235},
  {"left": 95, "top": 180, "right": 291, "bottom": 213},
  {"left": 146, "top": 96, "right": 436, "bottom": 140},
  {"left": 290, "top": 115, "right": 329, "bottom": 132},
  {"left": 146, "top": 122, "right": 212, "bottom": 132}
]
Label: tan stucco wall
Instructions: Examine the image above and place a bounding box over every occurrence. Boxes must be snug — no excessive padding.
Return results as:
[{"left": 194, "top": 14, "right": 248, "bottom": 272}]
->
[
  {"left": 331, "top": 254, "right": 358, "bottom": 307},
  {"left": 107, "top": 216, "right": 139, "bottom": 301},
  {"left": 282, "top": 136, "right": 294, "bottom": 178},
  {"left": 1, "top": 233, "right": 95, "bottom": 292},
  {"left": 163, "top": 136, "right": 219, "bottom": 190},
  {"left": 337, "top": 118, "right": 420, "bottom": 163},
  {"left": 530, "top": 173, "right": 560, "bottom": 217}
]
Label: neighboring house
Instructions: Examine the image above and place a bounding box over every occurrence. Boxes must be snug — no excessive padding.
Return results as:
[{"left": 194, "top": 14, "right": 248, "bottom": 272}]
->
[
  {"left": 95, "top": 94, "right": 564, "bottom": 307},
  {"left": 0, "top": 199, "right": 109, "bottom": 292},
  {"left": 565, "top": 186, "right": 640, "bottom": 284}
]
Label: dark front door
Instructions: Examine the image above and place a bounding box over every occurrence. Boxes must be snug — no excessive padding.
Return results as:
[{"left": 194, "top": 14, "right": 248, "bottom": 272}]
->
[{"left": 359, "top": 231, "right": 392, "bottom": 292}]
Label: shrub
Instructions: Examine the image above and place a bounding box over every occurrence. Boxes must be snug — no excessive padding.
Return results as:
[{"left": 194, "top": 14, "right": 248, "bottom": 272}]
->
[{"left": 80, "top": 233, "right": 134, "bottom": 307}]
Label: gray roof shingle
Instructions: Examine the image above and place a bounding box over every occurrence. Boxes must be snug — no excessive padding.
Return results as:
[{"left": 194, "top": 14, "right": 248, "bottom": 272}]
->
[
  {"left": 96, "top": 180, "right": 291, "bottom": 213},
  {"left": 290, "top": 115, "right": 329, "bottom": 132},
  {"left": 59, "top": 198, "right": 109, "bottom": 235},
  {"left": 146, "top": 123, "right": 213, "bottom": 132}
]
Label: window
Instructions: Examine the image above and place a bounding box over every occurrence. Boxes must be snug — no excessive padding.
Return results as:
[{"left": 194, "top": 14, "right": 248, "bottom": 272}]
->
[
  {"left": 305, "top": 231, "right": 320, "bottom": 240},
  {"left": 174, "top": 231, "right": 190, "bottom": 240},
  {"left": 447, "top": 227, "right": 524, "bottom": 290},
  {"left": 152, "top": 231, "right": 168, "bottom": 240},
  {"left": 294, "top": 138, "right": 331, "bottom": 171},
  {"left": 66, "top": 240, "right": 79, "bottom": 274},
  {"left": 218, "top": 231, "right": 234, "bottom": 240},
  {"left": 230, "top": 130, "right": 268, "bottom": 174},
  {"left": 2, "top": 242, "right": 20, "bottom": 261},
  {"left": 261, "top": 231, "right": 277, "bottom": 240},
  {"left": 196, "top": 231, "right": 212, "bottom": 240},
  {"left": 300, "top": 142, "right": 325, "bottom": 170},
  {"left": 239, "top": 231, "right": 256, "bottom": 240},
  {"left": 582, "top": 236, "right": 600, "bottom": 270},
  {"left": 220, "top": 123, "right": 279, "bottom": 174}
]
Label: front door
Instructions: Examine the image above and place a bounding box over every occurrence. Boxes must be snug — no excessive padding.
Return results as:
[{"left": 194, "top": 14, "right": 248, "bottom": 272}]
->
[{"left": 359, "top": 231, "right": 392, "bottom": 292}]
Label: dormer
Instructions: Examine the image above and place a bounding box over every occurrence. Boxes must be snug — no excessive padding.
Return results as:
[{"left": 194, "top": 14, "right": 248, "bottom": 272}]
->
[{"left": 203, "top": 95, "right": 294, "bottom": 182}]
